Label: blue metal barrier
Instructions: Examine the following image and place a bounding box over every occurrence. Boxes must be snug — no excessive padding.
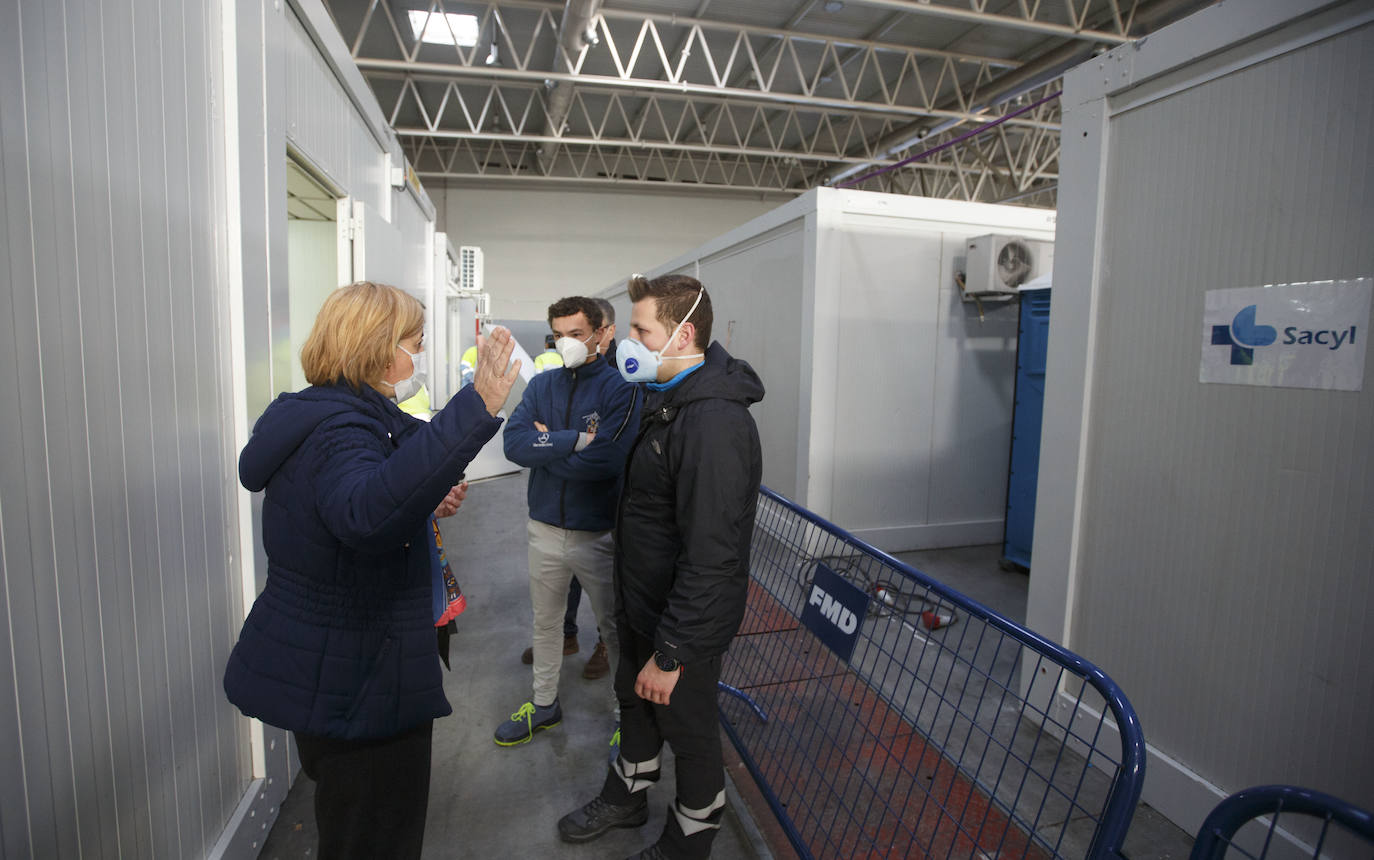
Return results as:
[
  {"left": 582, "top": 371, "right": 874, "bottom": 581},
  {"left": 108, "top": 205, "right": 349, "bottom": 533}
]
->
[
  {"left": 1190, "top": 785, "right": 1374, "bottom": 860},
  {"left": 717, "top": 487, "right": 1146, "bottom": 859}
]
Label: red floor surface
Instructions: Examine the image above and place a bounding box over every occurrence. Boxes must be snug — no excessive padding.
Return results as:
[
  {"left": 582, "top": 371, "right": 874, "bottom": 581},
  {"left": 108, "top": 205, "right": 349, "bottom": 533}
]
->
[{"left": 722, "top": 581, "right": 1051, "bottom": 859}]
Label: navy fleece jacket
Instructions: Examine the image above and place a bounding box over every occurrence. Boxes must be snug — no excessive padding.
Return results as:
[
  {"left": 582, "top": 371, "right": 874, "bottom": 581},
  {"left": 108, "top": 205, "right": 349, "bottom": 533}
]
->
[{"left": 503, "top": 355, "right": 640, "bottom": 531}]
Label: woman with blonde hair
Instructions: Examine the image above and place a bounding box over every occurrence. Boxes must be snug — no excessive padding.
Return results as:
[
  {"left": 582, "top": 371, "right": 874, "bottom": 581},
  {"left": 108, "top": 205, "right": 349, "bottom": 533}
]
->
[{"left": 223, "top": 281, "right": 520, "bottom": 859}]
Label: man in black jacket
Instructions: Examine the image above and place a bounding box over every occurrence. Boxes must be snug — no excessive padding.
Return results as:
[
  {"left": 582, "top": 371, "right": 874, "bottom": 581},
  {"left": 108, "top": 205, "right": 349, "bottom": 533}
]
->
[{"left": 559, "top": 275, "right": 764, "bottom": 860}]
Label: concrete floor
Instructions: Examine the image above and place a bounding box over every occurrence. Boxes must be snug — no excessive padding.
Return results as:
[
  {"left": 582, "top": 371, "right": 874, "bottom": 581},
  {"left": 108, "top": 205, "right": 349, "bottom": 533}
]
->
[
  {"left": 260, "top": 471, "right": 771, "bottom": 859},
  {"left": 891, "top": 545, "right": 1194, "bottom": 860},
  {"left": 260, "top": 472, "right": 1191, "bottom": 858}
]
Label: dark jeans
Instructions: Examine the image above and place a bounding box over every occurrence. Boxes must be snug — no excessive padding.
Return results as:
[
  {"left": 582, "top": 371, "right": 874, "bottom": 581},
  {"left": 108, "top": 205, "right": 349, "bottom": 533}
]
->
[
  {"left": 294, "top": 720, "right": 433, "bottom": 860},
  {"left": 564, "top": 575, "right": 583, "bottom": 638}
]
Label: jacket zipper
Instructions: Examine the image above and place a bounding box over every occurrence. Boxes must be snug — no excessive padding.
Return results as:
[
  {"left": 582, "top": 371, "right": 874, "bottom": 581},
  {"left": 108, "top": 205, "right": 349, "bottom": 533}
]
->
[
  {"left": 560, "top": 370, "right": 579, "bottom": 527},
  {"left": 345, "top": 635, "right": 395, "bottom": 721}
]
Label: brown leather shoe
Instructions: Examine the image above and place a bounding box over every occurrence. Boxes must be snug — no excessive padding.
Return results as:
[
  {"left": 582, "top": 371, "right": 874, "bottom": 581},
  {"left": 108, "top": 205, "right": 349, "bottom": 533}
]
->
[
  {"left": 582, "top": 639, "right": 610, "bottom": 679},
  {"left": 523, "top": 635, "right": 580, "bottom": 665}
]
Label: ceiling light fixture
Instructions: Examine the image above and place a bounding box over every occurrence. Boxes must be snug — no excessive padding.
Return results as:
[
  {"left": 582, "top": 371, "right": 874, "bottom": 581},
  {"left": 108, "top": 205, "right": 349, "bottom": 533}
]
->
[
  {"left": 408, "top": 10, "right": 479, "bottom": 47},
  {"left": 824, "top": 1, "right": 844, "bottom": 12}
]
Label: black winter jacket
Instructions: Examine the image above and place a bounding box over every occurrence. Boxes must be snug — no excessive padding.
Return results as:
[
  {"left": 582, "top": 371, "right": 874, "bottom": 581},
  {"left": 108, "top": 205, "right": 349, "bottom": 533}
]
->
[{"left": 614, "top": 342, "right": 764, "bottom": 666}]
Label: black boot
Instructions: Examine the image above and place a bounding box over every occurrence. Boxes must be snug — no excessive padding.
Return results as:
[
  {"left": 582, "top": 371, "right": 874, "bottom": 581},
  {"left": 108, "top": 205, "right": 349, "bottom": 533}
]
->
[
  {"left": 649, "top": 798, "right": 722, "bottom": 860},
  {"left": 557, "top": 793, "right": 649, "bottom": 843}
]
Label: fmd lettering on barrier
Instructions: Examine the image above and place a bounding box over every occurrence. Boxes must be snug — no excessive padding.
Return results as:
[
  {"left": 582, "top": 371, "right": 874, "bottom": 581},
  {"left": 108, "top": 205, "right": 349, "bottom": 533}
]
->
[{"left": 809, "top": 584, "right": 858, "bottom": 635}]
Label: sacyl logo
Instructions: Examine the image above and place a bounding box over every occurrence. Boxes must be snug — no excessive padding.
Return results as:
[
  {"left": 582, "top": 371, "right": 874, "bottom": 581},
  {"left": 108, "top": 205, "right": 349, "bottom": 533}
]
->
[
  {"left": 1200, "top": 280, "right": 1371, "bottom": 392},
  {"left": 1282, "top": 324, "right": 1357, "bottom": 350},
  {"left": 808, "top": 584, "right": 859, "bottom": 634},
  {"left": 1213, "top": 304, "right": 1359, "bottom": 366},
  {"left": 1211, "top": 305, "right": 1276, "bottom": 365}
]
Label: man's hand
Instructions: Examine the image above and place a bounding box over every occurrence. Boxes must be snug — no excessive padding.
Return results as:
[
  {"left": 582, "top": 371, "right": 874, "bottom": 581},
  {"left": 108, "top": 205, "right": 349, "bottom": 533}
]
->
[
  {"left": 534, "top": 421, "right": 549, "bottom": 432},
  {"left": 434, "top": 482, "right": 468, "bottom": 518},
  {"left": 634, "top": 658, "right": 682, "bottom": 706}
]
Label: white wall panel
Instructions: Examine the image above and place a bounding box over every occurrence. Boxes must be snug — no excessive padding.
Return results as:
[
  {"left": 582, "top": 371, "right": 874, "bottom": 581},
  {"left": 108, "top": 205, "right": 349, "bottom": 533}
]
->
[
  {"left": 1038, "top": 0, "right": 1374, "bottom": 839},
  {"left": 283, "top": 7, "right": 382, "bottom": 212},
  {"left": 826, "top": 225, "right": 944, "bottom": 533},
  {"left": 927, "top": 253, "right": 1020, "bottom": 527},
  {"left": 601, "top": 189, "right": 1053, "bottom": 552},
  {"left": 1080, "top": 18, "right": 1374, "bottom": 805},
  {"left": 436, "top": 185, "right": 780, "bottom": 319},
  {"left": 348, "top": 117, "right": 389, "bottom": 217},
  {"left": 288, "top": 221, "right": 340, "bottom": 391},
  {"left": 392, "top": 186, "right": 435, "bottom": 299},
  {"left": 0, "top": 0, "right": 241, "bottom": 857},
  {"left": 696, "top": 225, "right": 807, "bottom": 498}
]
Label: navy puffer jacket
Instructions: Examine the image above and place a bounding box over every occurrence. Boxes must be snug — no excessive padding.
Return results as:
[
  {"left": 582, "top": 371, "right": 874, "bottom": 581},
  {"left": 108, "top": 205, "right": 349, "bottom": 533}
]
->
[{"left": 223, "top": 382, "right": 501, "bottom": 739}]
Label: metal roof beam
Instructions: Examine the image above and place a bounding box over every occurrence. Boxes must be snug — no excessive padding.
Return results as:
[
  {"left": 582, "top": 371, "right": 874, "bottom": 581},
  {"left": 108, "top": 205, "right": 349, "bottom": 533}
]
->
[
  {"left": 395, "top": 127, "right": 902, "bottom": 164},
  {"left": 356, "top": 61, "right": 1059, "bottom": 128},
  {"left": 836, "top": 0, "right": 1131, "bottom": 43},
  {"left": 405, "top": 137, "right": 1056, "bottom": 184}
]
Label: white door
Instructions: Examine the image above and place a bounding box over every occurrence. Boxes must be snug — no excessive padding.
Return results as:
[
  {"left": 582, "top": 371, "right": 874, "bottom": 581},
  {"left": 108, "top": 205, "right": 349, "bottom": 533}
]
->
[{"left": 338, "top": 198, "right": 411, "bottom": 287}]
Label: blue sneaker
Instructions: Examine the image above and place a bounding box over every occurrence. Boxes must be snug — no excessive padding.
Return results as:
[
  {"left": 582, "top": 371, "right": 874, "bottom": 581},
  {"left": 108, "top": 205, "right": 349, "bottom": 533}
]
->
[
  {"left": 494, "top": 699, "right": 562, "bottom": 746},
  {"left": 608, "top": 723, "right": 621, "bottom": 763}
]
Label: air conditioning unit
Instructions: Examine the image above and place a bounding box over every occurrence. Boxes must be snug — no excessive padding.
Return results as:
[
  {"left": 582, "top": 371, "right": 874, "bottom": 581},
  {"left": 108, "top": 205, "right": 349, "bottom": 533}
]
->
[
  {"left": 459, "top": 245, "right": 484, "bottom": 293},
  {"left": 961, "top": 234, "right": 1053, "bottom": 301}
]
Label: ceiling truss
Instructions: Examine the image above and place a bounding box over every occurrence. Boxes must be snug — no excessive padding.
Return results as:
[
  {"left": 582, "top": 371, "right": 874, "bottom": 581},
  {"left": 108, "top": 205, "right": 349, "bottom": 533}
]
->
[{"left": 328, "top": 0, "right": 1158, "bottom": 204}]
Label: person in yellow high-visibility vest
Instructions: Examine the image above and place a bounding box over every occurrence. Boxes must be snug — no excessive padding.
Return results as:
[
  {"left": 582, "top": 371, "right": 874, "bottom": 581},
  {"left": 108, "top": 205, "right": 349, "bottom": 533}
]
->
[
  {"left": 397, "top": 383, "right": 432, "bottom": 420},
  {"left": 532, "top": 333, "right": 565, "bottom": 374},
  {"left": 460, "top": 345, "right": 478, "bottom": 387}
]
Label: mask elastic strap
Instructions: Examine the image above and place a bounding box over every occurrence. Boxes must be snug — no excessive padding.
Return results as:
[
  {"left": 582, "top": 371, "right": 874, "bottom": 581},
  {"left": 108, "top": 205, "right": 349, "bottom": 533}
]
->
[{"left": 659, "top": 287, "right": 705, "bottom": 360}]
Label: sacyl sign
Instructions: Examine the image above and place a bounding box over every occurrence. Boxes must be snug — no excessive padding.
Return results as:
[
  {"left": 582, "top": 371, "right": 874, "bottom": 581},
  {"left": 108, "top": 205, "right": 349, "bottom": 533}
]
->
[
  {"left": 1201, "top": 278, "right": 1371, "bottom": 391},
  {"left": 800, "top": 562, "right": 870, "bottom": 663}
]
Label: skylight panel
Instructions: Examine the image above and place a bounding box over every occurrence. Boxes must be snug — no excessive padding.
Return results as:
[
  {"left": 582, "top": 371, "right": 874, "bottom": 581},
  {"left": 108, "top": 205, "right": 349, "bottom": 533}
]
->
[{"left": 408, "top": 10, "right": 479, "bottom": 47}]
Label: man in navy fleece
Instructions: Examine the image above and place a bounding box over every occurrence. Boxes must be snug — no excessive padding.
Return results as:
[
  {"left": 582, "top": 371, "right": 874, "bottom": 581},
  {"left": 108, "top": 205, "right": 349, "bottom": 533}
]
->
[{"left": 494, "top": 296, "right": 641, "bottom": 746}]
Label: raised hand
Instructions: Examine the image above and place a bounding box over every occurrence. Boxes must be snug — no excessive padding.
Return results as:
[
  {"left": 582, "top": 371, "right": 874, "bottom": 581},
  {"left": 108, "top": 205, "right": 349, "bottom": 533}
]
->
[{"left": 473, "top": 326, "right": 522, "bottom": 416}]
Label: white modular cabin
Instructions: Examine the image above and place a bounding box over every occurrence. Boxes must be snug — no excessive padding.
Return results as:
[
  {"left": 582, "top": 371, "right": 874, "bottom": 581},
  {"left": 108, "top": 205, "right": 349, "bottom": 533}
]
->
[
  {"left": 1032, "top": 0, "right": 1374, "bottom": 853},
  {"left": 0, "top": 0, "right": 471, "bottom": 855},
  {"left": 602, "top": 187, "right": 1056, "bottom": 554}
]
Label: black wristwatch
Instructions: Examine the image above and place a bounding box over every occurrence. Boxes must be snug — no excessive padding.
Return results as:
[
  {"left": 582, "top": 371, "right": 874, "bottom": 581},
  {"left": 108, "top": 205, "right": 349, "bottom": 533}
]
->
[{"left": 652, "top": 651, "right": 681, "bottom": 673}]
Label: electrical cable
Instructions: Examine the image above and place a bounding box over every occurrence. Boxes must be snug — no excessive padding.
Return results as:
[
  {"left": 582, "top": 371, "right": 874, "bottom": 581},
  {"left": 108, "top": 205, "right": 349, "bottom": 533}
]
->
[
  {"left": 835, "top": 89, "right": 1063, "bottom": 190},
  {"left": 796, "top": 553, "right": 959, "bottom": 630},
  {"left": 954, "top": 271, "right": 986, "bottom": 323}
]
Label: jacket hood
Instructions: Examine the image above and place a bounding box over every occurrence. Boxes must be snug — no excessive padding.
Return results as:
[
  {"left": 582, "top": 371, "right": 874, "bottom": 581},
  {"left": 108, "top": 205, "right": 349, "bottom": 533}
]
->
[
  {"left": 238, "top": 385, "right": 393, "bottom": 492},
  {"left": 665, "top": 342, "right": 765, "bottom": 408}
]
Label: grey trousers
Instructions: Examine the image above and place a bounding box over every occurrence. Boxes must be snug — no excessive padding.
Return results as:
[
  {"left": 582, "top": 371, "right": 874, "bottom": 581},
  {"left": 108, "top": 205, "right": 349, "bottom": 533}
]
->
[{"left": 527, "top": 519, "right": 618, "bottom": 707}]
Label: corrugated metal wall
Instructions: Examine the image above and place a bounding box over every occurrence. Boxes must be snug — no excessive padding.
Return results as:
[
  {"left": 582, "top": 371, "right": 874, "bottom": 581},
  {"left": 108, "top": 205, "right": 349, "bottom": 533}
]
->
[
  {"left": 284, "top": 7, "right": 387, "bottom": 214},
  {"left": 0, "top": 0, "right": 244, "bottom": 857},
  {"left": 1071, "top": 21, "right": 1373, "bottom": 804}
]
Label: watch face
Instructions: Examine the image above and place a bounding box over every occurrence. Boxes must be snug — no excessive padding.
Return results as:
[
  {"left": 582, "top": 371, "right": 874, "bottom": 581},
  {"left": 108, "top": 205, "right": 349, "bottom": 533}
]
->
[{"left": 655, "top": 652, "right": 678, "bottom": 672}]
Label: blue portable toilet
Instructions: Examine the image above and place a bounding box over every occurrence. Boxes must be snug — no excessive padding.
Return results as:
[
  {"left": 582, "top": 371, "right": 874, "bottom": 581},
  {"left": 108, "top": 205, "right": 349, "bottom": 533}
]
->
[{"left": 1002, "top": 286, "right": 1051, "bottom": 571}]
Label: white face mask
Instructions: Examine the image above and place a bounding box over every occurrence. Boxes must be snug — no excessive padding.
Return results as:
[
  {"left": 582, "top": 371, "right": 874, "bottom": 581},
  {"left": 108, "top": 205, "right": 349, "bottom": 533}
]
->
[
  {"left": 390, "top": 344, "right": 426, "bottom": 402},
  {"left": 555, "top": 332, "right": 598, "bottom": 369},
  {"left": 617, "top": 289, "right": 705, "bottom": 383}
]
